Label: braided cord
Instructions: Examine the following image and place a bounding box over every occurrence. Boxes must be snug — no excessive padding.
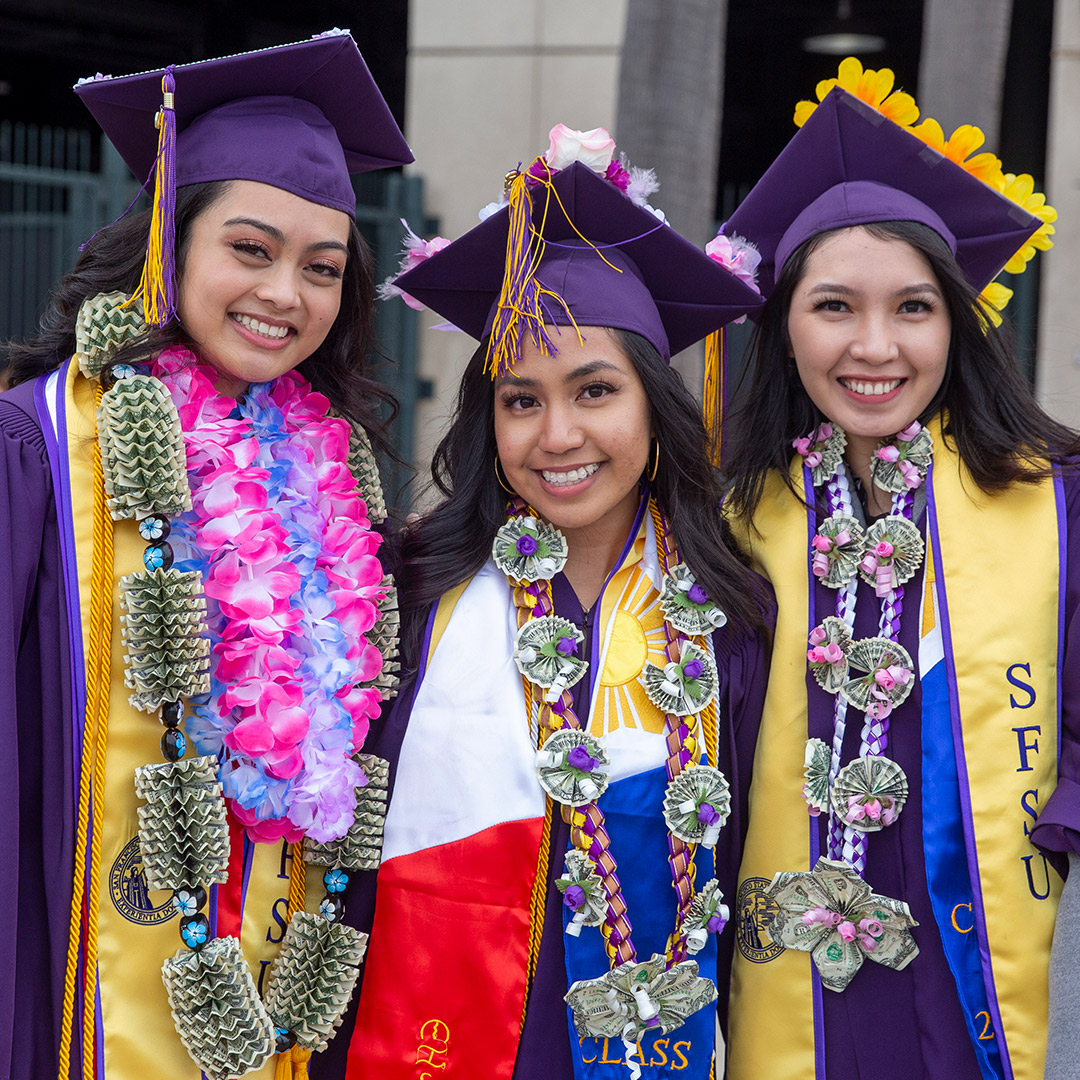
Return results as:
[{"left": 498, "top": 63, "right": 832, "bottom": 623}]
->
[
  {"left": 287, "top": 838, "right": 306, "bottom": 918},
  {"left": 510, "top": 573, "right": 559, "bottom": 1024},
  {"left": 819, "top": 468, "right": 919, "bottom": 872},
  {"left": 504, "top": 500, "right": 634, "bottom": 966},
  {"left": 649, "top": 500, "right": 704, "bottom": 966}
]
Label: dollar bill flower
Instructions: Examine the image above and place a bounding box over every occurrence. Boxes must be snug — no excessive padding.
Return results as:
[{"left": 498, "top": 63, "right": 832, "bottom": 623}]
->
[{"left": 767, "top": 857, "right": 919, "bottom": 992}]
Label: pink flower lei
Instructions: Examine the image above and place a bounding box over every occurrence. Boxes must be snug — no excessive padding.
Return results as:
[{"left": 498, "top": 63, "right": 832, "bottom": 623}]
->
[{"left": 153, "top": 346, "right": 387, "bottom": 844}]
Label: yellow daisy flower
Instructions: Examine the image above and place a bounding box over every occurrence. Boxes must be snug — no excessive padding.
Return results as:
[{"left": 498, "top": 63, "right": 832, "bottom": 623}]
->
[
  {"left": 976, "top": 281, "right": 1013, "bottom": 330},
  {"left": 908, "top": 119, "right": 1003, "bottom": 186},
  {"left": 794, "top": 57, "right": 919, "bottom": 129},
  {"left": 993, "top": 172, "right": 1057, "bottom": 274}
]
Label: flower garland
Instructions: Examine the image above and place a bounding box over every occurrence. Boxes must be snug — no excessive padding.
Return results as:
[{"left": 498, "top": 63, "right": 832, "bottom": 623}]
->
[
  {"left": 492, "top": 498, "right": 730, "bottom": 1078},
  {"left": 768, "top": 421, "right": 927, "bottom": 991},
  {"left": 152, "top": 346, "right": 388, "bottom": 844}
]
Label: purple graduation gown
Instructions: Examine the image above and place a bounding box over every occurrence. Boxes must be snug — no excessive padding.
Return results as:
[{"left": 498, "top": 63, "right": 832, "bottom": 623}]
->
[{"left": 0, "top": 379, "right": 80, "bottom": 1078}]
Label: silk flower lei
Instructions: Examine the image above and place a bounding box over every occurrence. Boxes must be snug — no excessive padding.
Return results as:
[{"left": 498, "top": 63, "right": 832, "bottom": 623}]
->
[{"left": 154, "top": 346, "right": 387, "bottom": 844}]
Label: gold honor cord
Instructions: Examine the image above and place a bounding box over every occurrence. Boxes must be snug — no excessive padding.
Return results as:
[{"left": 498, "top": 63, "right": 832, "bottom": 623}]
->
[{"left": 59, "top": 381, "right": 115, "bottom": 1080}]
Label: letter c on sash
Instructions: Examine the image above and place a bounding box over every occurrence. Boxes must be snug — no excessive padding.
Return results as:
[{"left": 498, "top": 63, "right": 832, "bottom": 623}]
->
[
  {"left": 579, "top": 1037, "right": 598, "bottom": 1065},
  {"left": 950, "top": 902, "right": 974, "bottom": 934}
]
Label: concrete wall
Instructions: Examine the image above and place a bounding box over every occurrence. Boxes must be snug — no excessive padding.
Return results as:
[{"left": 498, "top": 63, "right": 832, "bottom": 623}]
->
[
  {"left": 1036, "top": 0, "right": 1080, "bottom": 427},
  {"left": 402, "top": 0, "right": 627, "bottom": 497}
]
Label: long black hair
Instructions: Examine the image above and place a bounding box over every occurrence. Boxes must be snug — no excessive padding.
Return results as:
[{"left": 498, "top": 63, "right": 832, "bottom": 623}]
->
[
  {"left": 725, "top": 219, "right": 1080, "bottom": 519},
  {"left": 2, "top": 180, "right": 392, "bottom": 435},
  {"left": 393, "top": 328, "right": 769, "bottom": 664}
]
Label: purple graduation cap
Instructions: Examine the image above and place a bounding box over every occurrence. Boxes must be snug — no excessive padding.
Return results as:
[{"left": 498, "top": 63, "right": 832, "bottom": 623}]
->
[
  {"left": 722, "top": 86, "right": 1040, "bottom": 298},
  {"left": 392, "top": 160, "right": 764, "bottom": 372},
  {"left": 74, "top": 31, "right": 413, "bottom": 324}
]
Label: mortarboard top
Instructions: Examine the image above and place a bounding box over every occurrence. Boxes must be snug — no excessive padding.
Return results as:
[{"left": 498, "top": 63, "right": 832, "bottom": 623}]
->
[
  {"left": 722, "top": 86, "right": 1040, "bottom": 298},
  {"left": 393, "top": 161, "right": 763, "bottom": 364},
  {"left": 75, "top": 31, "right": 413, "bottom": 217}
]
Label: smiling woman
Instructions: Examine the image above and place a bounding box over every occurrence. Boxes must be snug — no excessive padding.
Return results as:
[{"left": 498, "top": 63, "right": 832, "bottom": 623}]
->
[
  {"left": 717, "top": 60, "right": 1080, "bottom": 1080},
  {"left": 177, "top": 182, "right": 352, "bottom": 396},
  {"left": 0, "top": 31, "right": 412, "bottom": 1080},
  {"left": 339, "top": 126, "right": 772, "bottom": 1080}
]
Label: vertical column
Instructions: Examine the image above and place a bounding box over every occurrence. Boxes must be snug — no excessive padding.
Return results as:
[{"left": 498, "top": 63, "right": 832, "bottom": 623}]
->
[
  {"left": 918, "top": 0, "right": 1013, "bottom": 142},
  {"left": 1036, "top": 0, "right": 1080, "bottom": 426}
]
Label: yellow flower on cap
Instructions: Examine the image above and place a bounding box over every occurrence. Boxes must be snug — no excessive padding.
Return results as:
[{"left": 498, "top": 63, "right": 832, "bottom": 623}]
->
[
  {"left": 909, "top": 120, "right": 1003, "bottom": 186},
  {"left": 977, "top": 281, "right": 1013, "bottom": 330},
  {"left": 992, "top": 172, "right": 1057, "bottom": 274},
  {"left": 794, "top": 57, "right": 919, "bottom": 129}
]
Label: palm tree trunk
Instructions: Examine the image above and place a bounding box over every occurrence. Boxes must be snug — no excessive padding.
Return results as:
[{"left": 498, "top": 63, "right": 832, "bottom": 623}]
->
[
  {"left": 918, "top": 0, "right": 1013, "bottom": 143},
  {"left": 615, "top": 0, "right": 726, "bottom": 385},
  {"left": 615, "top": 0, "right": 727, "bottom": 249}
]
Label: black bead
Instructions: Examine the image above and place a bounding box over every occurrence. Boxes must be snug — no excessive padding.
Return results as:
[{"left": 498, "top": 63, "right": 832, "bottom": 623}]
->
[
  {"left": 275, "top": 1028, "right": 297, "bottom": 1053},
  {"left": 161, "top": 700, "right": 184, "bottom": 728},
  {"left": 172, "top": 885, "right": 208, "bottom": 915},
  {"left": 161, "top": 728, "right": 187, "bottom": 761},
  {"left": 319, "top": 894, "right": 345, "bottom": 923},
  {"left": 178, "top": 913, "right": 210, "bottom": 951},
  {"left": 143, "top": 542, "right": 174, "bottom": 572},
  {"left": 138, "top": 515, "right": 171, "bottom": 542}
]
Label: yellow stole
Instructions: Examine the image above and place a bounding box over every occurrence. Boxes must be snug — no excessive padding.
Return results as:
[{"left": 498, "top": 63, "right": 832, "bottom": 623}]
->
[
  {"left": 727, "top": 417, "right": 1062, "bottom": 1080},
  {"left": 62, "top": 361, "right": 321, "bottom": 1080}
]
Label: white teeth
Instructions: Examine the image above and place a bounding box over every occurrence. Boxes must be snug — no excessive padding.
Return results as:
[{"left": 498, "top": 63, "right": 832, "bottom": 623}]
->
[
  {"left": 842, "top": 378, "right": 901, "bottom": 397},
  {"left": 542, "top": 463, "right": 600, "bottom": 486},
  {"left": 232, "top": 313, "right": 289, "bottom": 339}
]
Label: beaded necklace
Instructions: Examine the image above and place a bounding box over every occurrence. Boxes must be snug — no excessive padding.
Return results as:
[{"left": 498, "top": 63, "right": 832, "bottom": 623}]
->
[
  {"left": 492, "top": 495, "right": 731, "bottom": 1077},
  {"left": 65, "top": 292, "right": 399, "bottom": 1080},
  {"left": 766, "top": 421, "right": 931, "bottom": 993}
]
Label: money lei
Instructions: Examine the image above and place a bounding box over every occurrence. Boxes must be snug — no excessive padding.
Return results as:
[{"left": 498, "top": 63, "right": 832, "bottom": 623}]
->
[
  {"left": 775, "top": 422, "right": 929, "bottom": 992},
  {"left": 500, "top": 496, "right": 722, "bottom": 1073}
]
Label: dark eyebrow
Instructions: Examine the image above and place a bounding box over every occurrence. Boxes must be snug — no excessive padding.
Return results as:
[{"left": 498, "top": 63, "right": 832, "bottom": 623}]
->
[
  {"left": 223, "top": 216, "right": 349, "bottom": 256},
  {"left": 806, "top": 281, "right": 943, "bottom": 298},
  {"left": 565, "top": 360, "right": 622, "bottom": 381},
  {"left": 806, "top": 283, "right": 855, "bottom": 296},
  {"left": 494, "top": 358, "right": 623, "bottom": 391}
]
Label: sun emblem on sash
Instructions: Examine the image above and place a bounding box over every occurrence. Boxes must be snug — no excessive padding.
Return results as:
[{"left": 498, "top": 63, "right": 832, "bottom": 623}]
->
[
  {"left": 589, "top": 563, "right": 674, "bottom": 737},
  {"left": 736, "top": 877, "right": 784, "bottom": 963}
]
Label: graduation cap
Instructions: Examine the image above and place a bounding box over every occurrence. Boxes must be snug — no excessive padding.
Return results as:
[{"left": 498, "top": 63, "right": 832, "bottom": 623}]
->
[
  {"left": 393, "top": 159, "right": 764, "bottom": 372},
  {"left": 75, "top": 31, "right": 413, "bottom": 324},
  {"left": 721, "top": 85, "right": 1041, "bottom": 298}
]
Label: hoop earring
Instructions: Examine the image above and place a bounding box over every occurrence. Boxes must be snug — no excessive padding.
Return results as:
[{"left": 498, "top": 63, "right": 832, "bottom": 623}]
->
[
  {"left": 495, "top": 453, "right": 516, "bottom": 495},
  {"left": 647, "top": 439, "right": 660, "bottom": 484}
]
